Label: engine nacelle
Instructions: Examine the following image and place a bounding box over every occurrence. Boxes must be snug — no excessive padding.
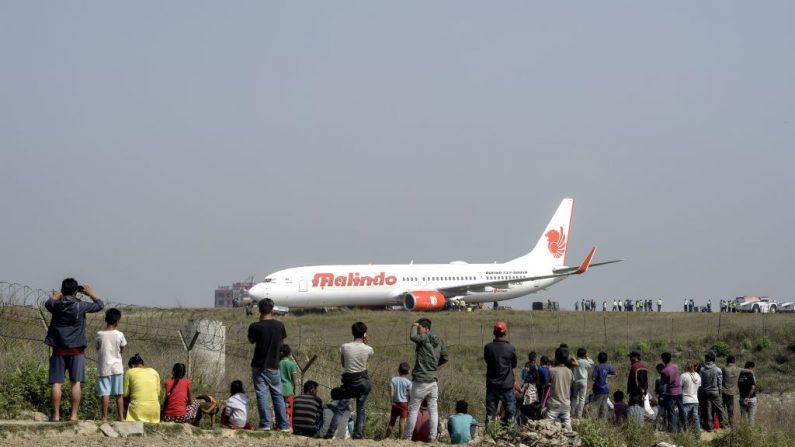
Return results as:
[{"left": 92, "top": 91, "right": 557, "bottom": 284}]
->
[{"left": 403, "top": 291, "right": 446, "bottom": 311}]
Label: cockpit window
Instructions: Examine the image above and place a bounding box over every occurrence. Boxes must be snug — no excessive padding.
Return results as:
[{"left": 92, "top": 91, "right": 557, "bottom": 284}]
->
[{"left": 263, "top": 278, "right": 274, "bottom": 283}]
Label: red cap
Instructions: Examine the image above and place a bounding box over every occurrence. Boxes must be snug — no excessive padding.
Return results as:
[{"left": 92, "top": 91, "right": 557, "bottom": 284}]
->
[{"left": 494, "top": 321, "right": 507, "bottom": 334}]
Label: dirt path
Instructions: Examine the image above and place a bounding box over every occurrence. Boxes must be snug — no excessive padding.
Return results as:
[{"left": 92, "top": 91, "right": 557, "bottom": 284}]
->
[{"left": 0, "top": 421, "right": 425, "bottom": 447}]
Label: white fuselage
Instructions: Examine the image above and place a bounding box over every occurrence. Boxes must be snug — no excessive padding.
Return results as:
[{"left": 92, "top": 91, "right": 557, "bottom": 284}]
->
[{"left": 248, "top": 263, "right": 564, "bottom": 308}]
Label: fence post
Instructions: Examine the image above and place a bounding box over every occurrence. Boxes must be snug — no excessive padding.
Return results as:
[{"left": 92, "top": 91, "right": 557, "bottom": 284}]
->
[
  {"left": 298, "top": 325, "right": 302, "bottom": 349},
  {"left": 38, "top": 307, "right": 51, "bottom": 358},
  {"left": 717, "top": 312, "right": 722, "bottom": 338},
  {"left": 603, "top": 312, "right": 607, "bottom": 345},
  {"left": 458, "top": 319, "right": 462, "bottom": 346},
  {"left": 480, "top": 325, "right": 484, "bottom": 346},
  {"left": 670, "top": 317, "right": 674, "bottom": 344}
]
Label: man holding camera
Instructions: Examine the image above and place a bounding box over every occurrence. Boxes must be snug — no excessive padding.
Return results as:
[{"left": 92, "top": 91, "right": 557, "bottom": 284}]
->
[{"left": 44, "top": 278, "right": 105, "bottom": 421}]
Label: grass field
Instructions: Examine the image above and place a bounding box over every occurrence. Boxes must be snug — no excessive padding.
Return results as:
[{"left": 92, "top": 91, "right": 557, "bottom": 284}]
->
[{"left": 1, "top": 304, "right": 794, "bottom": 445}]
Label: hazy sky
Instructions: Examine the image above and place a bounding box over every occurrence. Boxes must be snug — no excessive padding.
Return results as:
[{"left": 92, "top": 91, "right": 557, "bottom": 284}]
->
[{"left": 2, "top": 2, "right": 793, "bottom": 310}]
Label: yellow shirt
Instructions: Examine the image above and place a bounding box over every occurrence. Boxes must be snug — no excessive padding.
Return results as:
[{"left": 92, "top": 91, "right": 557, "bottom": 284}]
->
[{"left": 124, "top": 366, "right": 161, "bottom": 423}]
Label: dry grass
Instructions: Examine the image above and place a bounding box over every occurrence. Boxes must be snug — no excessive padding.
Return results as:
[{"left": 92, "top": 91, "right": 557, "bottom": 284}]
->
[{"left": 1, "top": 304, "right": 794, "bottom": 441}]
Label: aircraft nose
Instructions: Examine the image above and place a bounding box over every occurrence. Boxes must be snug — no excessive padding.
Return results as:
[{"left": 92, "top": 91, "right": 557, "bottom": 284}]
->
[{"left": 248, "top": 283, "right": 266, "bottom": 300}]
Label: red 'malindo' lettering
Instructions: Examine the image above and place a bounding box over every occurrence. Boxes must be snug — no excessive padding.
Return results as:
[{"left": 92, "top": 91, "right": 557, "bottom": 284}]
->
[{"left": 312, "top": 272, "right": 397, "bottom": 288}]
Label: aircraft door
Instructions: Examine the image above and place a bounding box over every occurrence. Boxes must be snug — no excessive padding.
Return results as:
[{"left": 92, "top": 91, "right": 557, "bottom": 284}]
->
[{"left": 299, "top": 277, "right": 308, "bottom": 292}]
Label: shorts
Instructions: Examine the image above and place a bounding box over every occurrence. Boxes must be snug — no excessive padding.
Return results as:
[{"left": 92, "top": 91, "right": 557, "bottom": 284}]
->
[
  {"left": 390, "top": 402, "right": 409, "bottom": 423},
  {"left": 97, "top": 375, "right": 124, "bottom": 396},
  {"left": 48, "top": 354, "right": 86, "bottom": 384}
]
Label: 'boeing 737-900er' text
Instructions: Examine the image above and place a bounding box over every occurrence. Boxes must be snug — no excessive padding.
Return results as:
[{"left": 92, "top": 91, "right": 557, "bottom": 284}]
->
[{"left": 247, "top": 198, "right": 622, "bottom": 311}]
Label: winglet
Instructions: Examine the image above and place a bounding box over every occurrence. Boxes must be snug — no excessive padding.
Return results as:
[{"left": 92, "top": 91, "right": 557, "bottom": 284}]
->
[{"left": 576, "top": 246, "right": 597, "bottom": 274}]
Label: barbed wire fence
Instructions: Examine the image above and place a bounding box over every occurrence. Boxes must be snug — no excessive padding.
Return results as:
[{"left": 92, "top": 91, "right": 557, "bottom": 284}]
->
[{"left": 1, "top": 280, "right": 788, "bottom": 422}]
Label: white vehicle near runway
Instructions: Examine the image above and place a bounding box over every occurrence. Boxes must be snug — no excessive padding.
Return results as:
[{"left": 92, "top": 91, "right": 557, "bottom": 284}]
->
[
  {"left": 779, "top": 301, "right": 795, "bottom": 313},
  {"left": 736, "top": 296, "right": 778, "bottom": 313}
]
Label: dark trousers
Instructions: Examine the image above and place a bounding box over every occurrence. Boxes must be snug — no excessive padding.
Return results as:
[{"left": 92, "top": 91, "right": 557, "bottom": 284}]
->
[
  {"left": 703, "top": 391, "right": 727, "bottom": 431},
  {"left": 722, "top": 394, "right": 735, "bottom": 427},
  {"left": 486, "top": 388, "right": 517, "bottom": 424},
  {"left": 663, "top": 394, "right": 686, "bottom": 432}
]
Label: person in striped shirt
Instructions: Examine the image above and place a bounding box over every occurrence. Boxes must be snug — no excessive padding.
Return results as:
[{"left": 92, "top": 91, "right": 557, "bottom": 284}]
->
[{"left": 292, "top": 381, "right": 324, "bottom": 437}]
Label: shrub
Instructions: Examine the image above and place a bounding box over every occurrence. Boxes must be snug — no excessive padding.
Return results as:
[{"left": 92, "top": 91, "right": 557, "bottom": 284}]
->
[
  {"left": 0, "top": 361, "right": 100, "bottom": 420},
  {"left": 710, "top": 421, "right": 795, "bottom": 447},
  {"left": 788, "top": 340, "right": 795, "bottom": 353},
  {"left": 742, "top": 338, "right": 753, "bottom": 350},
  {"left": 757, "top": 336, "right": 771, "bottom": 351},
  {"left": 575, "top": 419, "right": 622, "bottom": 447},
  {"left": 636, "top": 341, "right": 650, "bottom": 355},
  {"left": 712, "top": 341, "right": 730, "bottom": 357}
]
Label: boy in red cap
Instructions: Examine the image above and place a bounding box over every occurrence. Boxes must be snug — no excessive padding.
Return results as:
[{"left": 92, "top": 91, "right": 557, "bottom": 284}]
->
[{"left": 483, "top": 321, "right": 517, "bottom": 424}]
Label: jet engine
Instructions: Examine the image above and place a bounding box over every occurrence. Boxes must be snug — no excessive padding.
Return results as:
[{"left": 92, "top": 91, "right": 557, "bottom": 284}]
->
[{"left": 403, "top": 291, "right": 446, "bottom": 311}]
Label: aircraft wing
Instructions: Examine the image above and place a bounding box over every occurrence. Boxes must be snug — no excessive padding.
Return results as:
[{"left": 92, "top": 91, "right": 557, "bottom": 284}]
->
[{"left": 437, "top": 247, "right": 621, "bottom": 296}]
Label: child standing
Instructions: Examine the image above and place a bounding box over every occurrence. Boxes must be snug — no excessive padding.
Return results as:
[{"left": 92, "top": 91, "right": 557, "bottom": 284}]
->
[
  {"left": 591, "top": 352, "right": 617, "bottom": 420},
  {"left": 279, "top": 344, "right": 299, "bottom": 427},
  {"left": 386, "top": 362, "right": 412, "bottom": 438},
  {"left": 447, "top": 400, "right": 478, "bottom": 445},
  {"left": 95, "top": 308, "right": 127, "bottom": 421},
  {"left": 612, "top": 390, "right": 627, "bottom": 425}
]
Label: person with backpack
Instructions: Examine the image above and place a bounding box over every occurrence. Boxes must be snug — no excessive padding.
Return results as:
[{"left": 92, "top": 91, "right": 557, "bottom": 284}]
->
[{"left": 627, "top": 351, "right": 649, "bottom": 404}]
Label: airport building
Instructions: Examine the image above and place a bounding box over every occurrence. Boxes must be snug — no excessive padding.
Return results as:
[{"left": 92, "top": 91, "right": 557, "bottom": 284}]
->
[{"left": 214, "top": 281, "right": 253, "bottom": 308}]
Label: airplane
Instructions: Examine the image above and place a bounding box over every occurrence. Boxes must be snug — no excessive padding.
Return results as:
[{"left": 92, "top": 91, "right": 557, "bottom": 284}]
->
[{"left": 247, "top": 198, "right": 622, "bottom": 311}]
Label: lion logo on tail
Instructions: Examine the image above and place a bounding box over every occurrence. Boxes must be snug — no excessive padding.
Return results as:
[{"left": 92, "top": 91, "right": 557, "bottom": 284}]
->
[{"left": 545, "top": 227, "right": 567, "bottom": 258}]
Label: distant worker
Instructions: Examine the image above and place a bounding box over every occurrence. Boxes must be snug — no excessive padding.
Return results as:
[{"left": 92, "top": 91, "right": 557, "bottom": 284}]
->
[
  {"left": 574, "top": 301, "right": 579, "bottom": 312},
  {"left": 612, "top": 299, "right": 618, "bottom": 312},
  {"left": 602, "top": 301, "right": 607, "bottom": 312},
  {"left": 483, "top": 321, "right": 517, "bottom": 424},
  {"left": 683, "top": 298, "right": 688, "bottom": 312},
  {"left": 657, "top": 298, "right": 662, "bottom": 312},
  {"left": 44, "top": 279, "right": 105, "bottom": 422}
]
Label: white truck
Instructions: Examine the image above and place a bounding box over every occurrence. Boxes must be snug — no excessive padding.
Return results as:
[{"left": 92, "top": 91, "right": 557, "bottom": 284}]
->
[{"left": 735, "top": 296, "right": 778, "bottom": 313}]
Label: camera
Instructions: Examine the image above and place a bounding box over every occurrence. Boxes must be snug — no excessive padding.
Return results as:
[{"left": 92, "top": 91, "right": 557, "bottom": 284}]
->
[{"left": 77, "top": 285, "right": 85, "bottom": 294}]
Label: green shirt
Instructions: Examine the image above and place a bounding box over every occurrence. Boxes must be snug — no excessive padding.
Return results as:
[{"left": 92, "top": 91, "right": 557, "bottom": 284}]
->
[{"left": 279, "top": 358, "right": 298, "bottom": 396}]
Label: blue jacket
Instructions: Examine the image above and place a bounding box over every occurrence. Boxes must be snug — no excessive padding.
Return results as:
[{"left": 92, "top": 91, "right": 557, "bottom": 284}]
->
[{"left": 44, "top": 295, "right": 104, "bottom": 348}]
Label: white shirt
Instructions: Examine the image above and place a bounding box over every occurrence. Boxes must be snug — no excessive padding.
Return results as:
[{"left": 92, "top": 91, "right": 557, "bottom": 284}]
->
[
  {"left": 680, "top": 371, "right": 701, "bottom": 404},
  {"left": 95, "top": 329, "right": 127, "bottom": 376},
  {"left": 340, "top": 341, "right": 374, "bottom": 374},
  {"left": 225, "top": 393, "right": 249, "bottom": 427}
]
